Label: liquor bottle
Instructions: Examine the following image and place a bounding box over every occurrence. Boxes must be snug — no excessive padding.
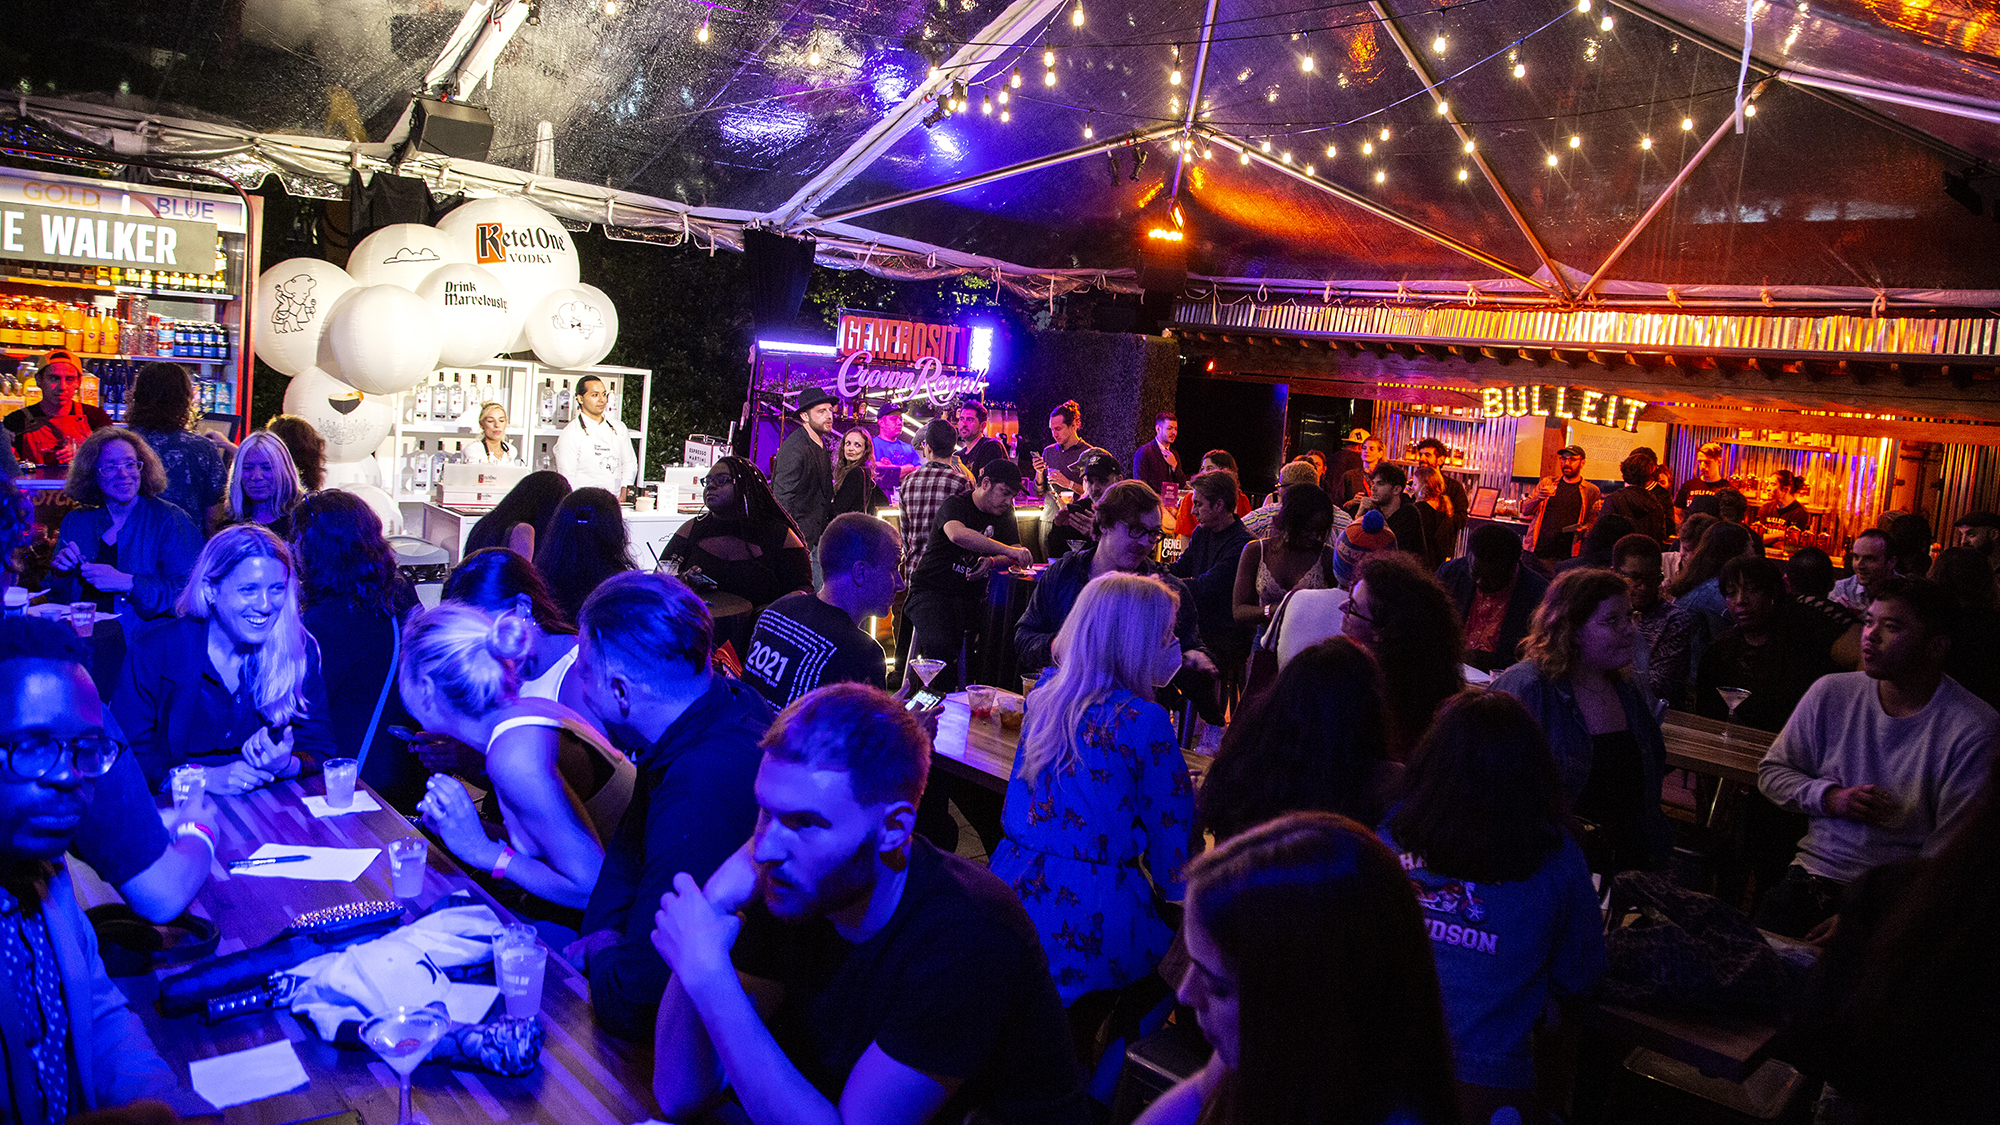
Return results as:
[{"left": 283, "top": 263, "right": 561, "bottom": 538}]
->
[
  {"left": 606, "top": 380, "right": 621, "bottom": 418},
  {"left": 449, "top": 373, "right": 467, "bottom": 418},
  {"left": 556, "top": 379, "right": 573, "bottom": 425},
  {"left": 538, "top": 380, "right": 556, "bottom": 426},
  {"left": 431, "top": 444, "right": 447, "bottom": 484},
  {"left": 413, "top": 442, "right": 432, "bottom": 490}
]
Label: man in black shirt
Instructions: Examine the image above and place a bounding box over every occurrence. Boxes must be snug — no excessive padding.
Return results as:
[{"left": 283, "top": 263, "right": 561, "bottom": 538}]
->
[
  {"left": 1522, "top": 445, "right": 1601, "bottom": 562},
  {"left": 954, "top": 401, "right": 1008, "bottom": 476},
  {"left": 651, "top": 684, "right": 1089, "bottom": 1125},
  {"left": 1674, "top": 441, "right": 1733, "bottom": 524},
  {"left": 743, "top": 514, "right": 898, "bottom": 707},
  {"left": 905, "top": 460, "right": 1031, "bottom": 692},
  {"left": 771, "top": 387, "right": 837, "bottom": 553}
]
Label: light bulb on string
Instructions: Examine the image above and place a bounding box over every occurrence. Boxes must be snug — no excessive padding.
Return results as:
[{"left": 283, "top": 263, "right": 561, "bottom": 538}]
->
[
  {"left": 603, "top": 0, "right": 615, "bottom": 15},
  {"left": 1071, "top": 2, "right": 1084, "bottom": 27},
  {"left": 1083, "top": 121, "right": 1094, "bottom": 139},
  {"left": 1546, "top": 153, "right": 1559, "bottom": 166},
  {"left": 697, "top": 19, "right": 710, "bottom": 42},
  {"left": 1375, "top": 169, "right": 1386, "bottom": 183},
  {"left": 1640, "top": 135, "right": 1653, "bottom": 149},
  {"left": 1001, "top": 109, "right": 1010, "bottom": 122},
  {"left": 1600, "top": 14, "right": 1615, "bottom": 30},
  {"left": 1457, "top": 168, "right": 1470, "bottom": 181},
  {"left": 1239, "top": 151, "right": 1250, "bottom": 164},
  {"left": 1203, "top": 147, "right": 1213, "bottom": 159},
  {"left": 1577, "top": 0, "right": 1590, "bottom": 12},
  {"left": 1306, "top": 163, "right": 1315, "bottom": 175},
  {"left": 1463, "top": 139, "right": 1476, "bottom": 153},
  {"left": 1743, "top": 102, "right": 1758, "bottom": 117},
  {"left": 1682, "top": 116, "right": 1695, "bottom": 130},
  {"left": 1044, "top": 69, "right": 1057, "bottom": 87},
  {"left": 1282, "top": 151, "right": 1292, "bottom": 163},
  {"left": 1043, "top": 49, "right": 1055, "bottom": 67},
  {"left": 982, "top": 97, "right": 992, "bottom": 115},
  {"left": 1433, "top": 34, "right": 1448, "bottom": 53},
  {"left": 1171, "top": 67, "right": 1183, "bottom": 85},
  {"left": 998, "top": 89, "right": 1008, "bottom": 105},
  {"left": 1436, "top": 100, "right": 1450, "bottom": 116},
  {"left": 1362, "top": 140, "right": 1374, "bottom": 155},
  {"left": 1380, "top": 126, "right": 1391, "bottom": 141},
  {"left": 1259, "top": 139, "right": 1271, "bottom": 152},
  {"left": 1513, "top": 61, "right": 1526, "bottom": 78},
  {"left": 1010, "top": 69, "right": 1022, "bottom": 88},
  {"left": 1326, "top": 143, "right": 1338, "bottom": 158},
  {"left": 1569, "top": 134, "right": 1581, "bottom": 148},
  {"left": 807, "top": 48, "right": 821, "bottom": 66},
  {"left": 1302, "top": 55, "right": 1316, "bottom": 71}
]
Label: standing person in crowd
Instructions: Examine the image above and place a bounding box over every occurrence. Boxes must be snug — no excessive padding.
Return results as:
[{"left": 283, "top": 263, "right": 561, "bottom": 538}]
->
[
  {"left": 1301, "top": 449, "right": 1329, "bottom": 484},
  {"left": 870, "top": 404, "right": 920, "bottom": 501},
  {"left": 1952, "top": 509, "right": 2000, "bottom": 578},
  {"left": 991, "top": 575, "right": 1193, "bottom": 1036},
  {"left": 1674, "top": 442, "right": 1733, "bottom": 524},
  {"left": 954, "top": 400, "right": 1008, "bottom": 476},
  {"left": 1336, "top": 432, "right": 1387, "bottom": 512},
  {"left": 1716, "top": 489, "right": 1754, "bottom": 539},
  {"left": 1343, "top": 553, "right": 1465, "bottom": 759},
  {"left": 217, "top": 430, "right": 305, "bottom": 538},
  {"left": 535, "top": 487, "right": 637, "bottom": 623},
  {"left": 1671, "top": 512, "right": 1718, "bottom": 586},
  {"left": 652, "top": 684, "right": 1090, "bottom": 1125},
  {"left": 1668, "top": 519, "right": 1759, "bottom": 642},
  {"left": 49, "top": 429, "right": 200, "bottom": 635},
  {"left": 1043, "top": 449, "right": 1122, "bottom": 559},
  {"left": 1168, "top": 470, "right": 1254, "bottom": 694},
  {"left": 1199, "top": 637, "right": 1402, "bottom": 843},
  {"left": 906, "top": 460, "right": 1031, "bottom": 692},
  {"left": 771, "top": 387, "right": 837, "bottom": 556},
  {"left": 1408, "top": 464, "right": 1452, "bottom": 570},
  {"left": 1494, "top": 569, "right": 1670, "bottom": 874},
  {"left": 1929, "top": 545, "right": 2000, "bottom": 709},
  {"left": 1521, "top": 446, "right": 1601, "bottom": 563},
  {"left": 1756, "top": 576, "right": 2000, "bottom": 939},
  {"left": 465, "top": 470, "right": 571, "bottom": 559},
  {"left": 1357, "top": 462, "right": 1430, "bottom": 562},
  {"left": 1380, "top": 692, "right": 1607, "bottom": 1125},
  {"left": 288, "top": 491, "right": 421, "bottom": 803},
  {"left": 1172, "top": 450, "right": 1253, "bottom": 531},
  {"left": 1886, "top": 513, "right": 1936, "bottom": 579},
  {"left": 742, "top": 513, "right": 898, "bottom": 708},
  {"left": 1242, "top": 459, "right": 1320, "bottom": 541},
  {"left": 1554, "top": 513, "right": 1635, "bottom": 574},
  {"left": 1233, "top": 482, "right": 1336, "bottom": 632},
  {"left": 469, "top": 401, "right": 520, "bottom": 465},
  {"left": 893, "top": 421, "right": 972, "bottom": 672},
  {"left": 124, "top": 361, "right": 226, "bottom": 526},
  {"left": 1616, "top": 534, "right": 1697, "bottom": 708},
  {"left": 830, "top": 427, "right": 889, "bottom": 517},
  {"left": 0, "top": 618, "right": 198, "bottom": 1120},
  {"left": 400, "top": 602, "right": 621, "bottom": 921},
  {"left": 553, "top": 374, "right": 637, "bottom": 500},
  {"left": 265, "top": 414, "right": 327, "bottom": 492},
  {"left": 1758, "top": 470, "right": 1812, "bottom": 544},
  {"left": 657, "top": 456, "right": 811, "bottom": 612},
  {"left": 1438, "top": 524, "right": 1550, "bottom": 674},
  {"left": 573, "top": 573, "right": 773, "bottom": 1040},
  {"left": 1034, "top": 400, "right": 1095, "bottom": 498},
  {"left": 1832, "top": 528, "right": 1896, "bottom": 612},
  {"left": 1136, "top": 812, "right": 1458, "bottom": 1125},
  {"left": 443, "top": 548, "right": 586, "bottom": 711},
  {"left": 1132, "top": 412, "right": 1186, "bottom": 495},
  {"left": 1695, "top": 556, "right": 1839, "bottom": 733},
  {"left": 1412, "top": 438, "right": 1468, "bottom": 544},
  {"left": 1602, "top": 448, "right": 1672, "bottom": 543},
  {"left": 4, "top": 350, "right": 108, "bottom": 475},
  {"left": 1786, "top": 545, "right": 1864, "bottom": 662},
  {"left": 113, "top": 525, "right": 334, "bottom": 794}
]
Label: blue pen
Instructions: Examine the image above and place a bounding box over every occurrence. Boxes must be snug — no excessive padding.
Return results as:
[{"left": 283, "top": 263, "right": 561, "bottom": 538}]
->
[{"left": 229, "top": 855, "right": 310, "bottom": 870}]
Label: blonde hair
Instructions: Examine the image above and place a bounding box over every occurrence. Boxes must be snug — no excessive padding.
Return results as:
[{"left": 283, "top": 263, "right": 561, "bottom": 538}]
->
[
  {"left": 228, "top": 430, "right": 304, "bottom": 522},
  {"left": 478, "top": 401, "right": 506, "bottom": 421},
  {"left": 1019, "top": 572, "right": 1179, "bottom": 785},
  {"left": 175, "top": 525, "right": 312, "bottom": 724},
  {"left": 399, "top": 601, "right": 533, "bottom": 719}
]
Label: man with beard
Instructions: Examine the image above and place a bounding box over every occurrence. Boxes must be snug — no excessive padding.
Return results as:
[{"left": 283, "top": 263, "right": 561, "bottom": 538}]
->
[{"left": 651, "top": 684, "right": 1089, "bottom": 1125}]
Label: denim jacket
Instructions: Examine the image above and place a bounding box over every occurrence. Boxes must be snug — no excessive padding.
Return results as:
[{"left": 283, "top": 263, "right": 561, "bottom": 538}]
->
[{"left": 50, "top": 496, "right": 201, "bottom": 634}]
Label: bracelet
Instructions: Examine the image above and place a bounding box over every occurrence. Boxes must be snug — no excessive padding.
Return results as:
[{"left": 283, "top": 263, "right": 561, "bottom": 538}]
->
[
  {"left": 174, "top": 821, "right": 216, "bottom": 856},
  {"left": 490, "top": 845, "right": 517, "bottom": 882}
]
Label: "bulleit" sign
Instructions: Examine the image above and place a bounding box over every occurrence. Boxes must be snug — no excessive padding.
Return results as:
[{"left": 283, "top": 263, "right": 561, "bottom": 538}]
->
[{"left": 1480, "top": 384, "right": 1646, "bottom": 432}]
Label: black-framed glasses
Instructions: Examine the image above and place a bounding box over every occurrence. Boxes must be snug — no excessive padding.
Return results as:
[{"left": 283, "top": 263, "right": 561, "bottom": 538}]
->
[
  {"left": 1124, "top": 524, "right": 1167, "bottom": 544},
  {"left": 703, "top": 475, "right": 736, "bottom": 489},
  {"left": 0, "top": 733, "right": 124, "bottom": 780}
]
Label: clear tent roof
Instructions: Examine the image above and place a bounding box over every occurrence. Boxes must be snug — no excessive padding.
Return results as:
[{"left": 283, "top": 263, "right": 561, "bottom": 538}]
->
[{"left": 9, "top": 0, "right": 2000, "bottom": 293}]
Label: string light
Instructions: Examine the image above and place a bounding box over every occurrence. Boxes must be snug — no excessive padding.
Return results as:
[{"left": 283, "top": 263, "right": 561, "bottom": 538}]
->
[
  {"left": 1744, "top": 102, "right": 1758, "bottom": 117},
  {"left": 1010, "top": 69, "right": 1022, "bottom": 88},
  {"left": 998, "top": 89, "right": 1008, "bottom": 105},
  {"left": 1640, "top": 135, "right": 1653, "bottom": 149},
  {"left": 1380, "top": 127, "right": 1392, "bottom": 141},
  {"left": 1282, "top": 151, "right": 1292, "bottom": 163},
  {"left": 1546, "top": 153, "right": 1560, "bottom": 166},
  {"left": 1171, "top": 66, "right": 1183, "bottom": 85},
  {"left": 1326, "top": 144, "right": 1337, "bottom": 158},
  {"left": 1071, "top": 2, "right": 1084, "bottom": 27},
  {"left": 697, "top": 19, "right": 710, "bottom": 42},
  {"left": 1576, "top": 0, "right": 1590, "bottom": 11},
  {"left": 1362, "top": 141, "right": 1374, "bottom": 155},
  {"left": 1001, "top": 109, "right": 1010, "bottom": 122},
  {"left": 1305, "top": 163, "right": 1315, "bottom": 175},
  {"left": 1043, "top": 49, "right": 1055, "bottom": 67},
  {"left": 1433, "top": 34, "right": 1448, "bottom": 53},
  {"left": 1569, "top": 134, "right": 1581, "bottom": 147},
  {"left": 1374, "top": 169, "right": 1386, "bottom": 183},
  {"left": 1083, "top": 122, "right": 1094, "bottom": 139},
  {"left": 603, "top": 0, "right": 616, "bottom": 13},
  {"left": 1513, "top": 61, "right": 1526, "bottom": 78},
  {"left": 1302, "top": 55, "right": 1315, "bottom": 71},
  {"left": 1239, "top": 150, "right": 1250, "bottom": 164},
  {"left": 1045, "top": 69, "right": 1057, "bottom": 86},
  {"left": 1682, "top": 116, "right": 1695, "bottom": 130},
  {"left": 1436, "top": 100, "right": 1450, "bottom": 116},
  {"left": 1463, "top": 139, "right": 1476, "bottom": 153},
  {"left": 1203, "top": 147, "right": 1213, "bottom": 159},
  {"left": 807, "top": 48, "right": 821, "bottom": 66},
  {"left": 1457, "top": 168, "right": 1470, "bottom": 181},
  {"left": 982, "top": 97, "right": 992, "bottom": 115},
  {"left": 1600, "top": 14, "right": 1615, "bottom": 30}
]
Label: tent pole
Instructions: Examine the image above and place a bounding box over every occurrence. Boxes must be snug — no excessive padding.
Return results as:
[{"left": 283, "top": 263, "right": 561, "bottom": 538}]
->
[
  {"left": 1369, "top": 1, "right": 1573, "bottom": 302},
  {"left": 1778, "top": 72, "right": 2000, "bottom": 127},
  {"left": 1578, "top": 102, "right": 1748, "bottom": 300},
  {"left": 1167, "top": 0, "right": 1222, "bottom": 202}
]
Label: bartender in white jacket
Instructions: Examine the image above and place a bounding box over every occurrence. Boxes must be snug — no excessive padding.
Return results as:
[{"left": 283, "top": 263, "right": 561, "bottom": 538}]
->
[{"left": 553, "top": 374, "right": 638, "bottom": 498}]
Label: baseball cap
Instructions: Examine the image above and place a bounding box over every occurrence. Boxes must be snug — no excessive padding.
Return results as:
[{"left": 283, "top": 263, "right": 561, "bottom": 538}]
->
[
  {"left": 1557, "top": 445, "right": 1586, "bottom": 458},
  {"left": 1345, "top": 428, "right": 1372, "bottom": 445},
  {"left": 1077, "top": 449, "right": 1121, "bottom": 483},
  {"left": 1332, "top": 509, "right": 1396, "bottom": 587},
  {"left": 31, "top": 350, "right": 84, "bottom": 380}
]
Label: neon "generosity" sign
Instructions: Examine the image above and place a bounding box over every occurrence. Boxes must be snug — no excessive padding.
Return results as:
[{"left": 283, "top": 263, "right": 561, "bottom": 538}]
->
[{"left": 1480, "top": 385, "right": 1646, "bottom": 432}]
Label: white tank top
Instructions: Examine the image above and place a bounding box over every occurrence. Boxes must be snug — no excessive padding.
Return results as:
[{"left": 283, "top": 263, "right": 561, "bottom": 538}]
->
[
  {"left": 518, "top": 645, "right": 579, "bottom": 701},
  {"left": 484, "top": 700, "right": 635, "bottom": 841}
]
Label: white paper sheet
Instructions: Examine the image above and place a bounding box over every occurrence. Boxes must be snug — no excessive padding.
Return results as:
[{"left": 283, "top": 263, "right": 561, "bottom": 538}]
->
[
  {"left": 301, "top": 791, "right": 385, "bottom": 818},
  {"left": 444, "top": 981, "right": 501, "bottom": 1023},
  {"left": 231, "top": 842, "right": 381, "bottom": 882},
  {"left": 189, "top": 1039, "right": 310, "bottom": 1109}
]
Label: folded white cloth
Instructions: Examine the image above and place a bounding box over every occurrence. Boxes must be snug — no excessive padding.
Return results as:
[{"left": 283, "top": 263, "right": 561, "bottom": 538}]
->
[{"left": 286, "top": 905, "right": 505, "bottom": 1038}]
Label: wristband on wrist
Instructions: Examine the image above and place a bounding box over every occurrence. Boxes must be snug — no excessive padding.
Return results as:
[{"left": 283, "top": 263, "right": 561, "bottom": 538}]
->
[
  {"left": 174, "top": 821, "right": 216, "bottom": 856},
  {"left": 491, "top": 845, "right": 517, "bottom": 882}
]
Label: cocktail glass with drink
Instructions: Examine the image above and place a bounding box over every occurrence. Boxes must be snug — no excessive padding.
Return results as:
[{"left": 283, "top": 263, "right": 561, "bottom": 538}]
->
[
  {"left": 387, "top": 837, "right": 428, "bottom": 899},
  {"left": 908, "top": 657, "right": 945, "bottom": 691},
  {"left": 1717, "top": 686, "right": 1752, "bottom": 728},
  {"left": 169, "top": 764, "right": 205, "bottom": 809},
  {"left": 361, "top": 1005, "right": 450, "bottom": 1125},
  {"left": 323, "top": 758, "right": 358, "bottom": 809}
]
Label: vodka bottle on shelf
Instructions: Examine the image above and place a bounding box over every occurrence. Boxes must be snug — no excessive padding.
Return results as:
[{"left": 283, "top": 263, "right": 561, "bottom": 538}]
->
[
  {"left": 449, "top": 373, "right": 467, "bottom": 419},
  {"left": 538, "top": 380, "right": 557, "bottom": 426},
  {"left": 606, "top": 380, "right": 621, "bottom": 418},
  {"left": 556, "top": 380, "right": 573, "bottom": 426}
]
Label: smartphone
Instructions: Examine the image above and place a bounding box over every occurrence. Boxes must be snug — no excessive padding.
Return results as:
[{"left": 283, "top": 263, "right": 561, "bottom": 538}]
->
[{"left": 904, "top": 690, "right": 943, "bottom": 711}]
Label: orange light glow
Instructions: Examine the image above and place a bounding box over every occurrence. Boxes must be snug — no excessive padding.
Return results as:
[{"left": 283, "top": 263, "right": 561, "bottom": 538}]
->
[{"left": 1146, "top": 228, "right": 1185, "bottom": 241}]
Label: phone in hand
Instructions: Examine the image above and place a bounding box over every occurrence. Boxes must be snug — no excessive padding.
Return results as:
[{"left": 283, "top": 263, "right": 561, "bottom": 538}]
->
[{"left": 904, "top": 690, "right": 943, "bottom": 711}]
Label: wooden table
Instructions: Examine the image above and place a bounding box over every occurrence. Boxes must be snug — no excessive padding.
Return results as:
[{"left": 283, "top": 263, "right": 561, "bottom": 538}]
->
[
  {"left": 1575, "top": 1000, "right": 1780, "bottom": 1083},
  {"left": 930, "top": 690, "right": 1212, "bottom": 794},
  {"left": 1660, "top": 712, "right": 1774, "bottom": 786},
  {"left": 71, "top": 780, "right": 654, "bottom": 1124}
]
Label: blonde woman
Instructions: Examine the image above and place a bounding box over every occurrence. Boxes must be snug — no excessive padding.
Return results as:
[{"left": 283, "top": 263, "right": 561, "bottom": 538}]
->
[
  {"left": 111, "top": 525, "right": 334, "bottom": 794},
  {"left": 401, "top": 602, "right": 631, "bottom": 916},
  {"left": 830, "top": 427, "right": 887, "bottom": 516},
  {"left": 469, "top": 401, "right": 519, "bottom": 465},
  {"left": 217, "top": 429, "right": 305, "bottom": 537},
  {"left": 990, "top": 572, "right": 1195, "bottom": 1010}
]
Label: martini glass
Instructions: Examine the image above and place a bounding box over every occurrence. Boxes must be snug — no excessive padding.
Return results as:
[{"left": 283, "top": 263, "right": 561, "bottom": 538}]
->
[
  {"left": 908, "top": 657, "right": 945, "bottom": 693},
  {"left": 1717, "top": 686, "right": 1752, "bottom": 731},
  {"left": 362, "top": 1006, "right": 451, "bottom": 1125}
]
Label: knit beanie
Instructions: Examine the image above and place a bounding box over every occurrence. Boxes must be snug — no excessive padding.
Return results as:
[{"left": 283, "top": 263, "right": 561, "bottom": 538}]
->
[{"left": 1332, "top": 509, "right": 1396, "bottom": 588}]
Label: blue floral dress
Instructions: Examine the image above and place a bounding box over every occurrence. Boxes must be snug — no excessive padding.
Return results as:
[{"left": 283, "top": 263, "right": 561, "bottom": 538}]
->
[{"left": 989, "top": 687, "right": 1194, "bottom": 1003}]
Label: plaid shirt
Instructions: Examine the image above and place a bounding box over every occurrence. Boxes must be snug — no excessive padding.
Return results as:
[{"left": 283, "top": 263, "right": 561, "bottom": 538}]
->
[{"left": 898, "top": 459, "right": 973, "bottom": 583}]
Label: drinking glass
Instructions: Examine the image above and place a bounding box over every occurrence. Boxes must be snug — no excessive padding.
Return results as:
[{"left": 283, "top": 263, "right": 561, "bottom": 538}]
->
[
  {"left": 67, "top": 602, "right": 95, "bottom": 637},
  {"left": 967, "top": 685, "right": 997, "bottom": 723},
  {"left": 361, "top": 1005, "right": 450, "bottom": 1125},
  {"left": 388, "top": 837, "right": 428, "bottom": 899},
  {"left": 908, "top": 657, "right": 945, "bottom": 688},
  {"left": 1717, "top": 686, "right": 1752, "bottom": 730},
  {"left": 322, "top": 758, "right": 358, "bottom": 808},
  {"left": 496, "top": 941, "right": 549, "bottom": 1018},
  {"left": 169, "top": 764, "right": 205, "bottom": 809}
]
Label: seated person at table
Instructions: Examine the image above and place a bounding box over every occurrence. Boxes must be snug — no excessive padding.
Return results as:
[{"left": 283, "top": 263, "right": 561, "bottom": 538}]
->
[
  {"left": 1135, "top": 812, "right": 1456, "bottom": 1125},
  {"left": 1755, "top": 577, "right": 1999, "bottom": 939},
  {"left": 214, "top": 430, "right": 304, "bottom": 538},
  {"left": 991, "top": 574, "right": 1193, "bottom": 1042},
  {"left": 1379, "top": 692, "right": 1607, "bottom": 1124},
  {"left": 0, "top": 619, "right": 207, "bottom": 1121},
  {"left": 1233, "top": 482, "right": 1337, "bottom": 634},
  {"left": 534, "top": 487, "right": 636, "bottom": 624},
  {"left": 658, "top": 456, "right": 812, "bottom": 611},
  {"left": 742, "top": 513, "right": 896, "bottom": 708},
  {"left": 1616, "top": 533, "right": 1697, "bottom": 709},
  {"left": 400, "top": 603, "right": 620, "bottom": 921},
  {"left": 4, "top": 350, "right": 109, "bottom": 475},
  {"left": 49, "top": 429, "right": 201, "bottom": 635},
  {"left": 1019, "top": 481, "right": 1207, "bottom": 674},
  {"left": 1342, "top": 553, "right": 1466, "bottom": 759},
  {"left": 573, "top": 573, "right": 773, "bottom": 1040},
  {"left": 1166, "top": 469, "right": 1253, "bottom": 683},
  {"left": 112, "top": 525, "right": 333, "bottom": 795},
  {"left": 1438, "top": 524, "right": 1549, "bottom": 674},
  {"left": 651, "top": 684, "right": 1090, "bottom": 1125},
  {"left": 443, "top": 548, "right": 588, "bottom": 712},
  {"left": 1695, "top": 556, "right": 1838, "bottom": 733},
  {"left": 906, "top": 459, "right": 1032, "bottom": 693},
  {"left": 1493, "top": 569, "right": 1670, "bottom": 874},
  {"left": 1043, "top": 449, "right": 1122, "bottom": 560},
  {"left": 464, "top": 470, "right": 572, "bottom": 560}
]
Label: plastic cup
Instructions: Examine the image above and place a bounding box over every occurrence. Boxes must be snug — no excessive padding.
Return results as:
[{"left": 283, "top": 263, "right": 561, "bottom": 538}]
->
[
  {"left": 169, "top": 764, "right": 205, "bottom": 809},
  {"left": 1020, "top": 674, "right": 1037, "bottom": 699},
  {"left": 322, "top": 758, "right": 358, "bottom": 808},
  {"left": 68, "top": 602, "right": 95, "bottom": 637},
  {"left": 967, "top": 685, "right": 996, "bottom": 722},
  {"left": 388, "top": 837, "right": 428, "bottom": 899},
  {"left": 497, "top": 942, "right": 549, "bottom": 1018}
]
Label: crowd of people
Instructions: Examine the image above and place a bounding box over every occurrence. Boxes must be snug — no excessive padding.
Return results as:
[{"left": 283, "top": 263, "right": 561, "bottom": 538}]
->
[{"left": 2, "top": 366, "right": 1996, "bottom": 1125}]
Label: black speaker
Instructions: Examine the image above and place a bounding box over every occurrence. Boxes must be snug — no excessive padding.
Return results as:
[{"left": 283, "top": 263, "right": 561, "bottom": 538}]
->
[{"left": 407, "top": 97, "right": 495, "bottom": 161}]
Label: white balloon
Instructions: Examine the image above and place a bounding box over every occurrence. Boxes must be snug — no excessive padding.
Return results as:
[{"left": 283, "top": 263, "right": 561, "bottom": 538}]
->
[
  {"left": 416, "top": 263, "right": 523, "bottom": 367},
  {"left": 325, "top": 285, "right": 443, "bottom": 396},
  {"left": 435, "top": 197, "right": 579, "bottom": 351},
  {"left": 348, "top": 224, "right": 468, "bottom": 290},
  {"left": 254, "top": 258, "right": 357, "bottom": 377},
  {"left": 526, "top": 287, "right": 619, "bottom": 370},
  {"left": 573, "top": 282, "right": 621, "bottom": 367},
  {"left": 334, "top": 481, "right": 403, "bottom": 536},
  {"left": 282, "top": 366, "right": 395, "bottom": 464}
]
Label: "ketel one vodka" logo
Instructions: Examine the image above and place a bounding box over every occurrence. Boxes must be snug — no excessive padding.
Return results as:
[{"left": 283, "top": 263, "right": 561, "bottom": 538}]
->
[{"left": 474, "top": 221, "right": 567, "bottom": 265}]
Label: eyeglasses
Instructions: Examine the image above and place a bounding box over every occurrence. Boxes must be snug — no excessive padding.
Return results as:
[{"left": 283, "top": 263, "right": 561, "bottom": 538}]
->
[
  {"left": 703, "top": 475, "right": 736, "bottom": 488},
  {"left": 0, "top": 733, "right": 124, "bottom": 780},
  {"left": 1123, "top": 524, "right": 1167, "bottom": 544}
]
